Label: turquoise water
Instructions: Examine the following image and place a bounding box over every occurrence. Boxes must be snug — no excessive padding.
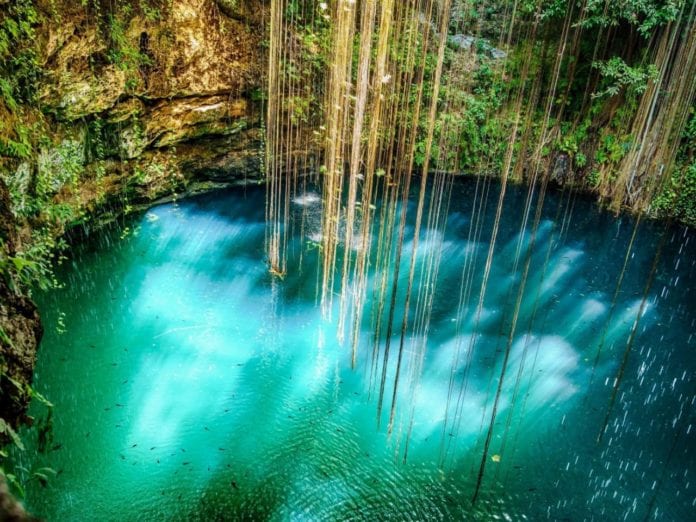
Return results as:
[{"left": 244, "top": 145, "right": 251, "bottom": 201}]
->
[{"left": 10, "top": 180, "right": 695, "bottom": 520}]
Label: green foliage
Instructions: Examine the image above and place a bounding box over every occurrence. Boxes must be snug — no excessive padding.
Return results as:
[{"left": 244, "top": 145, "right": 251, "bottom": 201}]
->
[
  {"left": 250, "top": 87, "right": 267, "bottom": 102},
  {"left": 275, "top": 5, "right": 330, "bottom": 136},
  {"left": 595, "top": 133, "right": 633, "bottom": 165},
  {"left": 86, "top": 117, "right": 107, "bottom": 165},
  {"left": 653, "top": 108, "right": 696, "bottom": 226},
  {"left": 457, "top": 94, "right": 504, "bottom": 170},
  {"left": 0, "top": 0, "right": 41, "bottom": 158},
  {"left": 30, "top": 467, "right": 57, "bottom": 488},
  {"left": 0, "top": 124, "right": 32, "bottom": 159},
  {"left": 575, "top": 152, "right": 587, "bottom": 169},
  {"left": 34, "top": 139, "right": 85, "bottom": 205},
  {"left": 0, "top": 229, "right": 66, "bottom": 293},
  {"left": 554, "top": 121, "right": 591, "bottom": 170},
  {"left": 0, "top": 419, "right": 24, "bottom": 452},
  {"left": 0, "top": 469, "right": 25, "bottom": 498},
  {"left": 1, "top": 393, "right": 55, "bottom": 496},
  {"left": 0, "top": 0, "right": 40, "bottom": 107},
  {"left": 106, "top": 15, "right": 151, "bottom": 75},
  {"left": 592, "top": 58, "right": 659, "bottom": 98},
  {"left": 586, "top": 169, "right": 601, "bottom": 188},
  {"left": 288, "top": 96, "right": 311, "bottom": 125},
  {"left": 681, "top": 106, "right": 696, "bottom": 144},
  {"left": 653, "top": 162, "right": 696, "bottom": 226},
  {"left": 139, "top": 1, "right": 162, "bottom": 22},
  {"left": 582, "top": 0, "right": 681, "bottom": 36},
  {"left": 538, "top": 0, "right": 568, "bottom": 20}
]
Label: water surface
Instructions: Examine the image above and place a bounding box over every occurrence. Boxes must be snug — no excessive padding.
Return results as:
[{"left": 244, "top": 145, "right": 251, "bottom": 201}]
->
[{"left": 11, "top": 180, "right": 695, "bottom": 520}]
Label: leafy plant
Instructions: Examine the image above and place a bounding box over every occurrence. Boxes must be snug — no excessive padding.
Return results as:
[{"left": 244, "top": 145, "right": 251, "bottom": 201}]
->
[
  {"left": 592, "top": 58, "right": 659, "bottom": 99},
  {"left": 0, "top": 419, "right": 24, "bottom": 452}
]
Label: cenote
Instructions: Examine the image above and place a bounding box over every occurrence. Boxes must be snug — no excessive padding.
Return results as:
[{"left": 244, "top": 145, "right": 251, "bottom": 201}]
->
[
  {"left": 2, "top": 0, "right": 696, "bottom": 520},
  {"left": 8, "top": 178, "right": 695, "bottom": 521}
]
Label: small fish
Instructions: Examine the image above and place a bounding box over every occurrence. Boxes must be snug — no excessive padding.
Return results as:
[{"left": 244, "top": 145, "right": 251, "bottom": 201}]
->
[
  {"left": 182, "top": 462, "right": 190, "bottom": 466},
  {"left": 218, "top": 447, "right": 226, "bottom": 451},
  {"left": 150, "top": 447, "right": 156, "bottom": 450},
  {"left": 230, "top": 480, "right": 239, "bottom": 490},
  {"left": 131, "top": 444, "right": 138, "bottom": 448}
]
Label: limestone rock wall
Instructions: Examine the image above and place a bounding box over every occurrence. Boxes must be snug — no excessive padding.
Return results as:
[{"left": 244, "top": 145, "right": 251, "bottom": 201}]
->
[{"left": 33, "top": 0, "right": 266, "bottom": 186}]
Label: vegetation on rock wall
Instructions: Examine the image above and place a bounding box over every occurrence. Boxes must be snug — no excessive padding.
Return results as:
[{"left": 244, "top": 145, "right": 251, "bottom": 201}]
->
[
  {"left": 0, "top": 0, "right": 265, "bottom": 470},
  {"left": 264, "top": 0, "right": 694, "bottom": 226},
  {"left": 0, "top": 0, "right": 265, "bottom": 286},
  {"left": 426, "top": 0, "right": 696, "bottom": 224},
  {"left": 652, "top": 108, "right": 696, "bottom": 224}
]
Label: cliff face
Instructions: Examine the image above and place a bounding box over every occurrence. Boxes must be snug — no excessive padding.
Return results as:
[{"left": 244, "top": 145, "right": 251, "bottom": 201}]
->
[
  {"left": 0, "top": 179, "right": 42, "bottom": 430},
  {"left": 0, "top": 0, "right": 266, "bottom": 430},
  {"left": 34, "top": 0, "right": 266, "bottom": 195}
]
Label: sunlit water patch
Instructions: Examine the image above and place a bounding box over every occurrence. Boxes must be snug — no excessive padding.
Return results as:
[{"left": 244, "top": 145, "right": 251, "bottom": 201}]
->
[{"left": 9, "top": 181, "right": 695, "bottom": 521}]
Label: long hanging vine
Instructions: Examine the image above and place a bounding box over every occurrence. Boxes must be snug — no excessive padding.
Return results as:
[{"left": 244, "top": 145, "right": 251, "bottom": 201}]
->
[{"left": 263, "top": 0, "right": 696, "bottom": 504}]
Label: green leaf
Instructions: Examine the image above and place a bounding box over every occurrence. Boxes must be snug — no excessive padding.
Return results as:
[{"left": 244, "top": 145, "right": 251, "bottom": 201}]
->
[
  {"left": 10, "top": 257, "right": 38, "bottom": 273},
  {"left": 0, "top": 326, "right": 13, "bottom": 348},
  {"left": 0, "top": 418, "right": 24, "bottom": 451},
  {"left": 30, "top": 388, "right": 53, "bottom": 408},
  {"left": 2, "top": 472, "right": 25, "bottom": 498}
]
